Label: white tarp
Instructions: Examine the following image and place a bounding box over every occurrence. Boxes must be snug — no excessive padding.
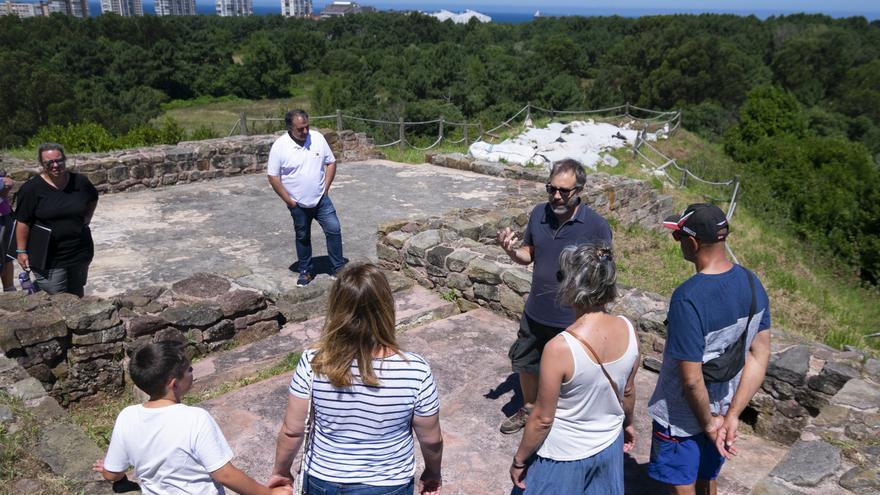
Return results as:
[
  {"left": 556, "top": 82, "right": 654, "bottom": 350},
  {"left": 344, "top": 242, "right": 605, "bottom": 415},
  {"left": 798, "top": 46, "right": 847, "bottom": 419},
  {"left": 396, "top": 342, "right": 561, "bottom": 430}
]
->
[
  {"left": 469, "top": 120, "right": 665, "bottom": 169},
  {"left": 427, "top": 9, "right": 491, "bottom": 23}
]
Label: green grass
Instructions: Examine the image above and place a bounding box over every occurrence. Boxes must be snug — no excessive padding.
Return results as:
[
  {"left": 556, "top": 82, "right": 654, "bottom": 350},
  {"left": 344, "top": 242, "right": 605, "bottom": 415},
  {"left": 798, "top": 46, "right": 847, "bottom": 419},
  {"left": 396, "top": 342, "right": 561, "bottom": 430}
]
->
[
  {"left": 153, "top": 96, "right": 309, "bottom": 137},
  {"left": 381, "top": 141, "right": 470, "bottom": 164},
  {"left": 603, "top": 129, "right": 880, "bottom": 352},
  {"left": 68, "top": 352, "right": 301, "bottom": 450}
]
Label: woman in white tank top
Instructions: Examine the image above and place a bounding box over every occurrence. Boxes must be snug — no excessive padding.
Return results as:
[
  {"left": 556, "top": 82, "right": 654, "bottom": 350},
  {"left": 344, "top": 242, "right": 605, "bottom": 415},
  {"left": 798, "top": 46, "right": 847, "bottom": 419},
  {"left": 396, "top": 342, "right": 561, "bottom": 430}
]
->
[{"left": 510, "top": 244, "right": 640, "bottom": 495}]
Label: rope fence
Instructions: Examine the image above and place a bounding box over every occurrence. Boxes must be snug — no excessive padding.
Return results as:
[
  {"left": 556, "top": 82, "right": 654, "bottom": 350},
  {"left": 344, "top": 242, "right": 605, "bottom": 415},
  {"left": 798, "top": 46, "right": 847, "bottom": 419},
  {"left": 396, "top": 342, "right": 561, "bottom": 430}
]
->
[{"left": 229, "top": 102, "right": 736, "bottom": 255}]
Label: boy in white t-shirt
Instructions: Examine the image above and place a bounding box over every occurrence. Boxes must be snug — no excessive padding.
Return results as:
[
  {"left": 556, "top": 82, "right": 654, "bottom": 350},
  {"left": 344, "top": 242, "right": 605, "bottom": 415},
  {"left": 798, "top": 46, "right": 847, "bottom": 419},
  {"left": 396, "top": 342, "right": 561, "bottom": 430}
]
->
[{"left": 93, "top": 341, "right": 291, "bottom": 495}]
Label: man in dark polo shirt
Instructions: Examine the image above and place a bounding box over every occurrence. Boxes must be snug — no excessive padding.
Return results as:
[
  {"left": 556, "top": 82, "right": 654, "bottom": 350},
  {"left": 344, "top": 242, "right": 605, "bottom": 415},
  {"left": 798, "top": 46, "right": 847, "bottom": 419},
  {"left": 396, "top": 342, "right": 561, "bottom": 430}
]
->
[{"left": 496, "top": 158, "right": 612, "bottom": 434}]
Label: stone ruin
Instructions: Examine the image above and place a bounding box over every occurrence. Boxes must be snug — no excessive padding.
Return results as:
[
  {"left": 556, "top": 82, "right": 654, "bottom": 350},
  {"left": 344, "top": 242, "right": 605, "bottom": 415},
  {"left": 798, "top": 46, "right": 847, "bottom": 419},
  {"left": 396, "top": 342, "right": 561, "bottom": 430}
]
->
[{"left": 0, "top": 138, "right": 876, "bottom": 494}]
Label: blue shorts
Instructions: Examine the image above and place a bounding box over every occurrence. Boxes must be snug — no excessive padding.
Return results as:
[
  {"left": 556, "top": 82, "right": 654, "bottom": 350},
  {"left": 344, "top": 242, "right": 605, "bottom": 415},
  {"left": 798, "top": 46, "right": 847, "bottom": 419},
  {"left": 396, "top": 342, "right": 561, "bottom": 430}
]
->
[
  {"left": 647, "top": 421, "right": 725, "bottom": 486},
  {"left": 521, "top": 432, "right": 624, "bottom": 495}
]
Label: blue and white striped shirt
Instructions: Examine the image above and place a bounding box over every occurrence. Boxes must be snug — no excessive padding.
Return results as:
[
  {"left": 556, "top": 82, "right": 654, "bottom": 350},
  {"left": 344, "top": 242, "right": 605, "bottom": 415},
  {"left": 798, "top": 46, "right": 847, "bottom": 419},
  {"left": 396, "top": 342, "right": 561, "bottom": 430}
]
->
[{"left": 289, "top": 349, "right": 440, "bottom": 486}]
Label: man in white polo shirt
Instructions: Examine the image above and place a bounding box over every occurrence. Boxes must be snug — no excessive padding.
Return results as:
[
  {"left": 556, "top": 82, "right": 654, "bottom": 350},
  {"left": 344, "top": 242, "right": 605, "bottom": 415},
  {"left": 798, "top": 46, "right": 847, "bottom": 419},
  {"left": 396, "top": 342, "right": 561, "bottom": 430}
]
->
[{"left": 267, "top": 109, "right": 346, "bottom": 286}]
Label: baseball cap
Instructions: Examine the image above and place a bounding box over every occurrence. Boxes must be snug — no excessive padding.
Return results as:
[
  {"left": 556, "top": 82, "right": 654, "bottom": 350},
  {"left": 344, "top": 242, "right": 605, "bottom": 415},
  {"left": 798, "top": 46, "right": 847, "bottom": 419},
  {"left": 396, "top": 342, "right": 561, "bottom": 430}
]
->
[{"left": 663, "top": 203, "right": 729, "bottom": 242}]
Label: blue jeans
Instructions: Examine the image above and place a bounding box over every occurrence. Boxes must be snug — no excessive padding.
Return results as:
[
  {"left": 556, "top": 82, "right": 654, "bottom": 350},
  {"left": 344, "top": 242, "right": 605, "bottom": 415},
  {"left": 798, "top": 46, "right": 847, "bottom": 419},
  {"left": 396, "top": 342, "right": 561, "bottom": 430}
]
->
[
  {"left": 288, "top": 195, "right": 345, "bottom": 275},
  {"left": 305, "top": 475, "right": 414, "bottom": 495}
]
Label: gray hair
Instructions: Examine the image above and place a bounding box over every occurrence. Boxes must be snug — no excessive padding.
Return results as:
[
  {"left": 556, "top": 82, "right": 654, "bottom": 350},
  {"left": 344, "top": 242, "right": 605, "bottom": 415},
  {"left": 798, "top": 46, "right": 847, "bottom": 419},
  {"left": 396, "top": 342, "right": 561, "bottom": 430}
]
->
[
  {"left": 549, "top": 158, "right": 587, "bottom": 188},
  {"left": 557, "top": 243, "right": 617, "bottom": 309},
  {"left": 37, "top": 142, "right": 65, "bottom": 166},
  {"left": 284, "top": 109, "right": 309, "bottom": 128}
]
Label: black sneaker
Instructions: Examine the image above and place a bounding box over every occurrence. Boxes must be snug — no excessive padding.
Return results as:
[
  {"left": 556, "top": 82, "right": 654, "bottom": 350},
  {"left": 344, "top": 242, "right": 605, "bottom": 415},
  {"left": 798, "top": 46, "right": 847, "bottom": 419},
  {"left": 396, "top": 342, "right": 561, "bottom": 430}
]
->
[
  {"left": 296, "top": 272, "right": 314, "bottom": 287},
  {"left": 500, "top": 406, "right": 531, "bottom": 434}
]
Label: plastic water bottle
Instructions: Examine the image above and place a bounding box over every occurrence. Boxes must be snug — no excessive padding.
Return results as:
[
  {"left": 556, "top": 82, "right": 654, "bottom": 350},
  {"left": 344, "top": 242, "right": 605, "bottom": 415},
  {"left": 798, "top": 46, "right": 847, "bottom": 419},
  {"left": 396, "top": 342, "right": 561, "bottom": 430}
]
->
[{"left": 18, "top": 271, "right": 37, "bottom": 294}]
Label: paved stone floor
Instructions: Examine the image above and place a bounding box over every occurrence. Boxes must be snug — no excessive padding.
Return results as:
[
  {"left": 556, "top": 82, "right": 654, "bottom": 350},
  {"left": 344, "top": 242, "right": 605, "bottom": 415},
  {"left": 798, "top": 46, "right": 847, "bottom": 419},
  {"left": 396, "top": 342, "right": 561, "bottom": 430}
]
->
[
  {"left": 86, "top": 160, "right": 524, "bottom": 297},
  {"left": 203, "top": 309, "right": 788, "bottom": 495}
]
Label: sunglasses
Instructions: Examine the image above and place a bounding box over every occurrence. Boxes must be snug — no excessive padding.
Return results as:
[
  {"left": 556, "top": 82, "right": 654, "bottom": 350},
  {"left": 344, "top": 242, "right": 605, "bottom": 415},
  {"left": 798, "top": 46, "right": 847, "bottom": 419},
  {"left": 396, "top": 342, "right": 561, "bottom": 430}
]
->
[
  {"left": 545, "top": 184, "right": 581, "bottom": 196},
  {"left": 44, "top": 159, "right": 66, "bottom": 168}
]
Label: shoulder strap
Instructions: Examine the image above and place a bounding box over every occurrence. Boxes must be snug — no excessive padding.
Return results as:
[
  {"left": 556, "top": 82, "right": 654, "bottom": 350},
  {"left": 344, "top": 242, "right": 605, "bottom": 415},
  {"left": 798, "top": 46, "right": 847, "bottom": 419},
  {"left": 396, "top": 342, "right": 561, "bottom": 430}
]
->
[
  {"left": 739, "top": 268, "right": 758, "bottom": 344},
  {"left": 564, "top": 330, "right": 623, "bottom": 405}
]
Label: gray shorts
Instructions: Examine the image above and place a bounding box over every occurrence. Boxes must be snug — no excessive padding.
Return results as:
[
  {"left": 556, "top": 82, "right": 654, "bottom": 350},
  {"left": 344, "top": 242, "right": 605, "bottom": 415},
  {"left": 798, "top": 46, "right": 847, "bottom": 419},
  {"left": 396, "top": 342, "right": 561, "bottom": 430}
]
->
[
  {"left": 33, "top": 263, "right": 90, "bottom": 297},
  {"left": 508, "top": 313, "right": 565, "bottom": 374}
]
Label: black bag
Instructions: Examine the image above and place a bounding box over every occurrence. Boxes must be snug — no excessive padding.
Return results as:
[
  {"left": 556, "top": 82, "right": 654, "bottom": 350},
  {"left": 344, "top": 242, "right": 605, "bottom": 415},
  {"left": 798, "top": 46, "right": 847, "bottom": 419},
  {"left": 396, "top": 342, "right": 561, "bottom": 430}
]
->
[{"left": 701, "top": 269, "right": 757, "bottom": 384}]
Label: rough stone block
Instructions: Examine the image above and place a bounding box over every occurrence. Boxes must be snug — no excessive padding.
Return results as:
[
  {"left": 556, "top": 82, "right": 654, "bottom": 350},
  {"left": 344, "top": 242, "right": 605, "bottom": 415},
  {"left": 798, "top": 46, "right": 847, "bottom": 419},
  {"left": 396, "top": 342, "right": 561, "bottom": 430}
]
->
[
  {"left": 446, "top": 273, "right": 471, "bottom": 291},
  {"left": 377, "top": 243, "right": 401, "bottom": 264},
  {"left": 473, "top": 283, "right": 499, "bottom": 302},
  {"left": 69, "top": 342, "right": 123, "bottom": 363},
  {"left": 71, "top": 325, "right": 125, "bottom": 346},
  {"left": 12, "top": 377, "right": 47, "bottom": 400},
  {"left": 445, "top": 219, "right": 482, "bottom": 240},
  {"left": 807, "top": 360, "right": 860, "bottom": 395},
  {"left": 769, "top": 440, "right": 840, "bottom": 487},
  {"left": 378, "top": 219, "right": 409, "bottom": 235},
  {"left": 385, "top": 231, "right": 413, "bottom": 249},
  {"left": 767, "top": 345, "right": 811, "bottom": 387},
  {"left": 38, "top": 421, "right": 105, "bottom": 482},
  {"left": 217, "top": 290, "right": 265, "bottom": 318},
  {"left": 126, "top": 315, "right": 168, "bottom": 338},
  {"left": 236, "top": 320, "right": 280, "bottom": 345},
  {"left": 498, "top": 286, "right": 524, "bottom": 314},
  {"left": 160, "top": 303, "right": 223, "bottom": 328},
  {"left": 406, "top": 230, "right": 442, "bottom": 259},
  {"left": 839, "top": 466, "right": 880, "bottom": 495},
  {"left": 426, "top": 246, "right": 454, "bottom": 269},
  {"left": 204, "top": 320, "right": 235, "bottom": 341},
  {"left": 502, "top": 268, "right": 531, "bottom": 294},
  {"left": 834, "top": 379, "right": 880, "bottom": 410},
  {"left": 750, "top": 477, "right": 807, "bottom": 495},
  {"left": 61, "top": 299, "right": 119, "bottom": 333},
  {"left": 3, "top": 310, "right": 68, "bottom": 348},
  {"left": 115, "top": 286, "right": 165, "bottom": 309},
  {"left": 171, "top": 272, "right": 231, "bottom": 299},
  {"left": 468, "top": 258, "right": 504, "bottom": 284},
  {"left": 446, "top": 250, "right": 478, "bottom": 273}
]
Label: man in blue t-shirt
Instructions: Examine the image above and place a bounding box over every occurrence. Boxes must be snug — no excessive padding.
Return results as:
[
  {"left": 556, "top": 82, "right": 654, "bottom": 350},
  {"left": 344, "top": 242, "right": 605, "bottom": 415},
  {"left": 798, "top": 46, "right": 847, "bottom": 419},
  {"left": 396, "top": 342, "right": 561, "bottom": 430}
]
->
[
  {"left": 496, "top": 159, "right": 612, "bottom": 434},
  {"left": 647, "top": 203, "right": 772, "bottom": 495}
]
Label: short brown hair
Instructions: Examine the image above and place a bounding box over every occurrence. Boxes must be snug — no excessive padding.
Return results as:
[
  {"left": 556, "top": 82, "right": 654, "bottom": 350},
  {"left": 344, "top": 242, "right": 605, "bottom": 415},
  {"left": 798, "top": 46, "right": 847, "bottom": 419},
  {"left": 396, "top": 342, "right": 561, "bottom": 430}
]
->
[{"left": 311, "top": 263, "right": 402, "bottom": 387}]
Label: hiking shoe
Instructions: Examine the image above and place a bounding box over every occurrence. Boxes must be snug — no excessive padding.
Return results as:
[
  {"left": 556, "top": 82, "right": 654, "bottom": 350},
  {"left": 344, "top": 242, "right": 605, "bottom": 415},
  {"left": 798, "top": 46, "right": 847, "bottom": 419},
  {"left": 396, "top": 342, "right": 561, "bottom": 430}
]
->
[
  {"left": 500, "top": 407, "right": 531, "bottom": 434},
  {"left": 296, "top": 273, "right": 314, "bottom": 287}
]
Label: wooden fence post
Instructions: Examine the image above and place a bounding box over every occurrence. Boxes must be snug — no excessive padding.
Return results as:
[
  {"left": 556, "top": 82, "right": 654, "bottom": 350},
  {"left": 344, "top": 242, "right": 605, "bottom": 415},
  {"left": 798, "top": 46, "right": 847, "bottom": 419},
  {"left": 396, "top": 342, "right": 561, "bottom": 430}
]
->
[
  {"left": 336, "top": 109, "right": 343, "bottom": 133},
  {"left": 239, "top": 113, "right": 248, "bottom": 136},
  {"left": 438, "top": 117, "right": 444, "bottom": 140},
  {"left": 398, "top": 117, "right": 405, "bottom": 150}
]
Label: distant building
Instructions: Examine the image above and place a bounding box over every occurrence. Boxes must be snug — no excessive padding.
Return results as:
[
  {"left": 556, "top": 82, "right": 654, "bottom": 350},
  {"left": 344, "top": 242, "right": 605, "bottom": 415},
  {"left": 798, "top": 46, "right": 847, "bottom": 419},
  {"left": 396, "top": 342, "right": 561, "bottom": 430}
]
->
[
  {"left": 319, "top": 1, "right": 375, "bottom": 18},
  {"left": 154, "top": 0, "right": 194, "bottom": 16},
  {"left": 100, "top": 0, "right": 143, "bottom": 16},
  {"left": 216, "top": 0, "right": 250, "bottom": 16},
  {"left": 281, "top": 0, "right": 310, "bottom": 17},
  {"left": 1, "top": 0, "right": 88, "bottom": 17},
  {"left": 1, "top": 0, "right": 39, "bottom": 17}
]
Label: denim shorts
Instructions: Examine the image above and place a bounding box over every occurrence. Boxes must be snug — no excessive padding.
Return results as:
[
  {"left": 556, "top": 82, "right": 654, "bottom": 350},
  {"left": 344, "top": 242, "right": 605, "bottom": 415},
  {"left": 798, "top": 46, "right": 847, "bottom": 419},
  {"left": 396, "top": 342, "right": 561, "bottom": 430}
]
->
[
  {"left": 521, "top": 432, "right": 624, "bottom": 495},
  {"left": 647, "top": 421, "right": 725, "bottom": 486},
  {"left": 305, "top": 475, "right": 413, "bottom": 495}
]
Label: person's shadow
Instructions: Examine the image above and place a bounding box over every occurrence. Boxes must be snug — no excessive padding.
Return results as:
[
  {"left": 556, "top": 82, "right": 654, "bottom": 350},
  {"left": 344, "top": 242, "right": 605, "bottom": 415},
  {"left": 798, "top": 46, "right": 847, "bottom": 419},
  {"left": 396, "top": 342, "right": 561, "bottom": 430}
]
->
[
  {"left": 486, "top": 374, "right": 664, "bottom": 495},
  {"left": 288, "top": 256, "right": 347, "bottom": 276}
]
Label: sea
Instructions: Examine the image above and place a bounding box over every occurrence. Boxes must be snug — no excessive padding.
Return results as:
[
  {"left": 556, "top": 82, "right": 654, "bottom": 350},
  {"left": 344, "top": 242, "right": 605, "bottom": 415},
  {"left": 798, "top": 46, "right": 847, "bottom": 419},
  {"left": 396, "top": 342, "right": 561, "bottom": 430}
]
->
[{"left": 85, "top": 1, "right": 878, "bottom": 21}]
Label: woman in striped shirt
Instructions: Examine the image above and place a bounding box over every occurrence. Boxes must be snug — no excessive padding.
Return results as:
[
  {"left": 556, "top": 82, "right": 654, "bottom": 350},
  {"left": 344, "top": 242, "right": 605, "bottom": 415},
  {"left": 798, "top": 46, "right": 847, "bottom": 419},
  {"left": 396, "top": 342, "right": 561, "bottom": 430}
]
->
[{"left": 269, "top": 263, "right": 444, "bottom": 495}]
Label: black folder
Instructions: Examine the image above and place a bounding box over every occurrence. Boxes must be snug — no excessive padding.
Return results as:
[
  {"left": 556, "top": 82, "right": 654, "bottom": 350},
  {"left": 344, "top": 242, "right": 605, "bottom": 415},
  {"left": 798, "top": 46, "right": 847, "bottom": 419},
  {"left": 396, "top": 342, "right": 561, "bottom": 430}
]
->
[{"left": 5, "top": 220, "right": 51, "bottom": 272}]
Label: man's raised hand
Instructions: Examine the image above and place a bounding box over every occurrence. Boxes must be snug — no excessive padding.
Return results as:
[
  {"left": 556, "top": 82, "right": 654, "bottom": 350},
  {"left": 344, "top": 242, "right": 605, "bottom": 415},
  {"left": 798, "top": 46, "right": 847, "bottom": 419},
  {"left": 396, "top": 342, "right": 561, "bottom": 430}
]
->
[{"left": 496, "top": 227, "right": 518, "bottom": 254}]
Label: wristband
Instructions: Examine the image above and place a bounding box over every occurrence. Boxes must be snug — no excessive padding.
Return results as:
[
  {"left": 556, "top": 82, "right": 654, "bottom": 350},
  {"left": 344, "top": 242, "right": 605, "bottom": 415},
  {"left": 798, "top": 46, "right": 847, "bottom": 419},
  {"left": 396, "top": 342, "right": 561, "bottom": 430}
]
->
[
  {"left": 16, "top": 250, "right": 26, "bottom": 254},
  {"left": 511, "top": 459, "right": 526, "bottom": 469}
]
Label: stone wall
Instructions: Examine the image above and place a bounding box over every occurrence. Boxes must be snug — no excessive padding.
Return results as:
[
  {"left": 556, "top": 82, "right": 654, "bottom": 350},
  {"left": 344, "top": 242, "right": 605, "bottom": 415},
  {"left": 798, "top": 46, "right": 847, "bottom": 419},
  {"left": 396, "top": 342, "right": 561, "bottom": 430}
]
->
[
  {"left": 0, "top": 129, "right": 382, "bottom": 195},
  {"left": 0, "top": 272, "right": 286, "bottom": 405}
]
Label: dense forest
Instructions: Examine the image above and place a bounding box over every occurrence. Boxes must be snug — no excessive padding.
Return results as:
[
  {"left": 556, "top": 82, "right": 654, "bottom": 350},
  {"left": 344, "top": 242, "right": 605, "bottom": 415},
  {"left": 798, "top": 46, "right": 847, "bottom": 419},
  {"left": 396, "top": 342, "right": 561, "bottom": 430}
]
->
[{"left": 1, "top": 12, "right": 879, "bottom": 283}]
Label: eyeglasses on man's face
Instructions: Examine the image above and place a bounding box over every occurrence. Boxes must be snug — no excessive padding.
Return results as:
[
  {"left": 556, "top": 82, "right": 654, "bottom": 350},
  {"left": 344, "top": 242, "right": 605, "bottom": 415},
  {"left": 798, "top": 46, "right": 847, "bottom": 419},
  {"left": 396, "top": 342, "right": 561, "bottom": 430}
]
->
[
  {"left": 43, "top": 158, "right": 66, "bottom": 168},
  {"left": 545, "top": 184, "right": 581, "bottom": 196}
]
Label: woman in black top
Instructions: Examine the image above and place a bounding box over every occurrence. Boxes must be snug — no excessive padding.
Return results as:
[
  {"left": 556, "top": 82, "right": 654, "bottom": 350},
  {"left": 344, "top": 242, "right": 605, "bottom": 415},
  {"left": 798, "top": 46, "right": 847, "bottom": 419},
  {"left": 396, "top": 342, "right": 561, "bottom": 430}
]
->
[{"left": 15, "top": 143, "right": 99, "bottom": 296}]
